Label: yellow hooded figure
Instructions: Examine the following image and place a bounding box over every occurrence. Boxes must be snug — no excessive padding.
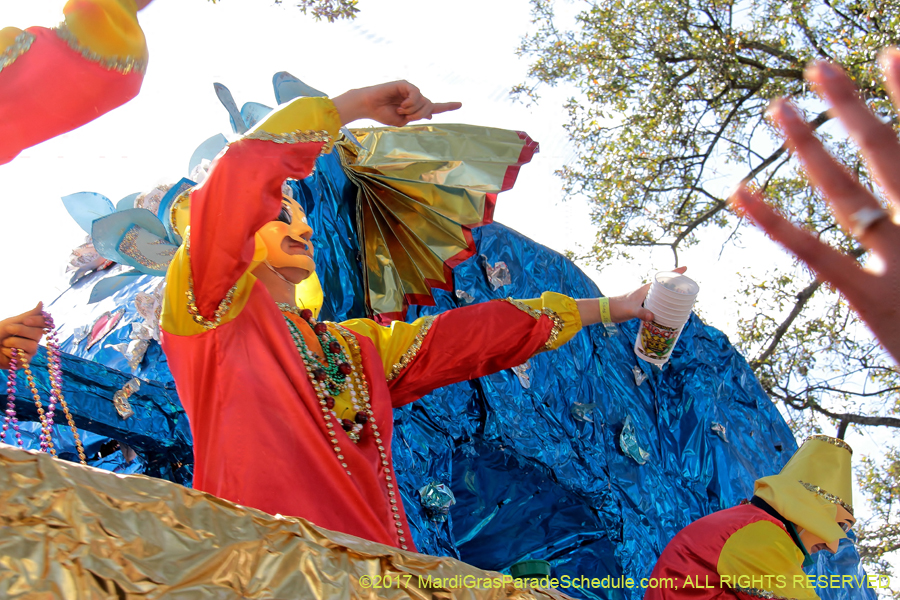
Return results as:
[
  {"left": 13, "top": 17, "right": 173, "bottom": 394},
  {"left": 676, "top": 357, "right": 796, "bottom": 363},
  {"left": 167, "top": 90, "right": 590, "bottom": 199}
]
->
[
  {"left": 646, "top": 434, "right": 855, "bottom": 600},
  {"left": 755, "top": 434, "right": 855, "bottom": 556}
]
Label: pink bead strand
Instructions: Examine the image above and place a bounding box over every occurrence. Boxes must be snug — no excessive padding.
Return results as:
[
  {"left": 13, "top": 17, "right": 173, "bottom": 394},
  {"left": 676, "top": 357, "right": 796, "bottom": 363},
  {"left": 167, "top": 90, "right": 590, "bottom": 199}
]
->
[
  {"left": 2, "top": 353, "right": 24, "bottom": 447},
  {"left": 1, "top": 310, "right": 86, "bottom": 464}
]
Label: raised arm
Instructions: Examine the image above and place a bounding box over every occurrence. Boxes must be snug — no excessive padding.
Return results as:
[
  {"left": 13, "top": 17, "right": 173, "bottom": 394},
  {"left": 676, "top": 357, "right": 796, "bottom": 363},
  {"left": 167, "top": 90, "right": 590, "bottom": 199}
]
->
[
  {"left": 163, "top": 82, "right": 461, "bottom": 335},
  {"left": 174, "top": 97, "right": 339, "bottom": 327},
  {"left": 0, "top": 0, "right": 149, "bottom": 164}
]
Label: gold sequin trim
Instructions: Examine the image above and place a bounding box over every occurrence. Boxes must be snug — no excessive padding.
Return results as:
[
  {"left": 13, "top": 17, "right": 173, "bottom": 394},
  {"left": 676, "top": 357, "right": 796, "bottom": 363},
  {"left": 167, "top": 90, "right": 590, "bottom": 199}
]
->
[
  {"left": 237, "top": 129, "right": 334, "bottom": 153},
  {"left": 497, "top": 298, "right": 565, "bottom": 351},
  {"left": 118, "top": 225, "right": 171, "bottom": 271},
  {"left": 334, "top": 324, "right": 365, "bottom": 367},
  {"left": 0, "top": 31, "right": 35, "bottom": 76},
  {"left": 799, "top": 480, "right": 854, "bottom": 516},
  {"left": 806, "top": 434, "right": 853, "bottom": 455},
  {"left": 169, "top": 190, "right": 191, "bottom": 240},
  {"left": 386, "top": 316, "right": 436, "bottom": 382},
  {"left": 53, "top": 23, "right": 147, "bottom": 75},
  {"left": 735, "top": 587, "right": 800, "bottom": 600},
  {"left": 184, "top": 230, "right": 237, "bottom": 330}
]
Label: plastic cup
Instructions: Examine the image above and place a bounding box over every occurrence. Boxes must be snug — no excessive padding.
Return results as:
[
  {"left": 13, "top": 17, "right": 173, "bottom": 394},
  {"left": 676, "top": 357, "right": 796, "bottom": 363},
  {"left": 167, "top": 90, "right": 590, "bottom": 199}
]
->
[
  {"left": 645, "top": 303, "right": 692, "bottom": 326},
  {"left": 645, "top": 294, "right": 695, "bottom": 317},
  {"left": 655, "top": 271, "right": 700, "bottom": 297},
  {"left": 634, "top": 271, "right": 700, "bottom": 366},
  {"left": 646, "top": 288, "right": 696, "bottom": 309},
  {"left": 634, "top": 319, "right": 686, "bottom": 366}
]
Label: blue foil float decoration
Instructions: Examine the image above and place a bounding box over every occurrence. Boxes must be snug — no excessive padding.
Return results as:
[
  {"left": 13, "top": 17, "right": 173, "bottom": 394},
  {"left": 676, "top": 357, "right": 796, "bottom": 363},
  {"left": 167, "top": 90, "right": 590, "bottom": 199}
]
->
[{"left": 0, "top": 92, "right": 872, "bottom": 599}]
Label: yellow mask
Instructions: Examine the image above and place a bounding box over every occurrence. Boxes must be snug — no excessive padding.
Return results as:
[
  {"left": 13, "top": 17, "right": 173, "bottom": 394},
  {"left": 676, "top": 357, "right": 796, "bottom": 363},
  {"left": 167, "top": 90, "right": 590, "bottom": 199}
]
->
[
  {"left": 173, "top": 191, "right": 323, "bottom": 316},
  {"left": 256, "top": 197, "right": 316, "bottom": 273}
]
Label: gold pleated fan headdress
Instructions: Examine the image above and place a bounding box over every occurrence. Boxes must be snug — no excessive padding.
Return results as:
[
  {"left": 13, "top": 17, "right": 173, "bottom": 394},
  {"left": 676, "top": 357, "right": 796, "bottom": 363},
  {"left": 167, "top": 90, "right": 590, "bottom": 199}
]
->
[{"left": 336, "top": 124, "right": 538, "bottom": 323}]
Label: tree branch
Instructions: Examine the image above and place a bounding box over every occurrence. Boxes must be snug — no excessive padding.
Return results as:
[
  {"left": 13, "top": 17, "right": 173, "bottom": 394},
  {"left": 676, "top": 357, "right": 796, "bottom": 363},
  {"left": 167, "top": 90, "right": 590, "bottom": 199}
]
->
[
  {"left": 804, "top": 384, "right": 900, "bottom": 398},
  {"left": 670, "top": 197, "right": 727, "bottom": 247},
  {"left": 744, "top": 111, "right": 832, "bottom": 182},
  {"left": 777, "top": 390, "right": 900, "bottom": 428},
  {"left": 734, "top": 55, "right": 804, "bottom": 79},
  {"left": 837, "top": 418, "right": 850, "bottom": 439},
  {"left": 737, "top": 40, "right": 801, "bottom": 64},
  {"left": 751, "top": 279, "right": 822, "bottom": 369}
]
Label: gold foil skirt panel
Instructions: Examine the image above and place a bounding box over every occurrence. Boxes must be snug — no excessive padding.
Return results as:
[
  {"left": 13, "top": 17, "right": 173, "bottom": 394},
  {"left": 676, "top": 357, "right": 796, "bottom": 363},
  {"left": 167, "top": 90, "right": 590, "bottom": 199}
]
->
[{"left": 0, "top": 445, "right": 572, "bottom": 599}]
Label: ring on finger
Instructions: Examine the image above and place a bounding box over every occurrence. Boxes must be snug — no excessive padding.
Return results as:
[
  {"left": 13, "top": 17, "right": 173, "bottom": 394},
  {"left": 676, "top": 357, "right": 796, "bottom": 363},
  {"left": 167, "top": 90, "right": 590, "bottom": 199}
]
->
[{"left": 849, "top": 206, "right": 891, "bottom": 238}]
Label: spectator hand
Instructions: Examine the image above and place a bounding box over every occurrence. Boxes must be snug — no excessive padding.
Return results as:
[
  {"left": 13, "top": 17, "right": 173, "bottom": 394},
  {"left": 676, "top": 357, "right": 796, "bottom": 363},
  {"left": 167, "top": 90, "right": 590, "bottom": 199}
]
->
[
  {"left": 0, "top": 303, "right": 46, "bottom": 369},
  {"left": 730, "top": 49, "right": 900, "bottom": 363}
]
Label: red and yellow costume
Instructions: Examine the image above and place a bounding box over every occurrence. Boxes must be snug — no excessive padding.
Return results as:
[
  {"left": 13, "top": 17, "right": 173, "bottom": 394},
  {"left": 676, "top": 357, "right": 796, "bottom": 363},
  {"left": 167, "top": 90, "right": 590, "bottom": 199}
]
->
[
  {"left": 160, "top": 97, "right": 582, "bottom": 550},
  {"left": 0, "top": 0, "right": 147, "bottom": 164},
  {"left": 646, "top": 435, "right": 854, "bottom": 600}
]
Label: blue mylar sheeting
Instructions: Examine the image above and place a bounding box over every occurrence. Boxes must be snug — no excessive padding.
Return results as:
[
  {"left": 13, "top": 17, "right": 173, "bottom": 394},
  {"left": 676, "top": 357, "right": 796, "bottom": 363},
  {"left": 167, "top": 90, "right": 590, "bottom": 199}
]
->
[
  {"left": 26, "top": 143, "right": 871, "bottom": 600},
  {"left": 12, "top": 421, "right": 146, "bottom": 474},
  {"left": 807, "top": 535, "right": 877, "bottom": 600},
  {"left": 396, "top": 223, "right": 870, "bottom": 600},
  {"left": 288, "top": 150, "right": 367, "bottom": 322},
  {"left": 1, "top": 348, "right": 192, "bottom": 485}
]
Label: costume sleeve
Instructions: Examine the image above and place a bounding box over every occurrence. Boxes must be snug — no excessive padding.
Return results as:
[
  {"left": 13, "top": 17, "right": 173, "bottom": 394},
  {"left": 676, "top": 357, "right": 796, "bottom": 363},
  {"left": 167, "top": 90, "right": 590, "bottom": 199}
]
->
[
  {"left": 717, "top": 520, "right": 819, "bottom": 600},
  {"left": 0, "top": 0, "right": 147, "bottom": 164},
  {"left": 342, "top": 292, "right": 582, "bottom": 407},
  {"left": 161, "top": 97, "right": 341, "bottom": 337}
]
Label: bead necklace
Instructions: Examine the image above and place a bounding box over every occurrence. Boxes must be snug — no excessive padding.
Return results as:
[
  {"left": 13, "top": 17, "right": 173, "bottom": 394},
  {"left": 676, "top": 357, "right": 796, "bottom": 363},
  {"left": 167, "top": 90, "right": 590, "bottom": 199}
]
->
[
  {"left": 278, "top": 305, "right": 408, "bottom": 549},
  {"left": 281, "top": 307, "right": 366, "bottom": 441},
  {"left": 282, "top": 310, "right": 350, "bottom": 396},
  {"left": 2, "top": 312, "right": 86, "bottom": 465}
]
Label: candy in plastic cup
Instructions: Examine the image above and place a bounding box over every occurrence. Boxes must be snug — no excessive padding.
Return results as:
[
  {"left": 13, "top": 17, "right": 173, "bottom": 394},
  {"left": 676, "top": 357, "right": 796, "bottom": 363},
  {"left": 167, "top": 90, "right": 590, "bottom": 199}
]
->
[
  {"left": 634, "top": 319, "right": 685, "bottom": 366},
  {"left": 634, "top": 271, "right": 700, "bottom": 366}
]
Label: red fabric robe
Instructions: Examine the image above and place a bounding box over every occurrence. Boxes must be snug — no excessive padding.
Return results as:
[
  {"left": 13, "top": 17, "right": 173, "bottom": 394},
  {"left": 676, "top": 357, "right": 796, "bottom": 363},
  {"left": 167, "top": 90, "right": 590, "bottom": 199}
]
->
[{"left": 161, "top": 133, "right": 566, "bottom": 549}]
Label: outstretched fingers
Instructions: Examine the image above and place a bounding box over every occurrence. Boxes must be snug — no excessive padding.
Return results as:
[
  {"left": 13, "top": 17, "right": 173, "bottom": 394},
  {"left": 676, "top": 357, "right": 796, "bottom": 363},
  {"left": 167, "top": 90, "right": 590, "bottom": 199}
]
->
[
  {"left": 806, "top": 58, "right": 900, "bottom": 209},
  {"left": 767, "top": 99, "right": 893, "bottom": 254},
  {"left": 729, "top": 185, "right": 869, "bottom": 298},
  {"left": 399, "top": 100, "right": 462, "bottom": 123},
  {"left": 882, "top": 48, "right": 900, "bottom": 121},
  {"left": 431, "top": 101, "right": 462, "bottom": 116}
]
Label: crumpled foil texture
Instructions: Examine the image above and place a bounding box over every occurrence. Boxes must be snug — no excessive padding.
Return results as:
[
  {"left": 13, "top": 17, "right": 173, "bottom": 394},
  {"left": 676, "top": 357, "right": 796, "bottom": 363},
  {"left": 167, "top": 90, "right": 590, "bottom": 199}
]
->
[{"left": 0, "top": 445, "right": 573, "bottom": 600}]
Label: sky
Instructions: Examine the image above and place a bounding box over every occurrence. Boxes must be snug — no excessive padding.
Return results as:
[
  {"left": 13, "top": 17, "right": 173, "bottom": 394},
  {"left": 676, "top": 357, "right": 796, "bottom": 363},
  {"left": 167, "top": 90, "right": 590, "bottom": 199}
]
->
[
  {"left": 1, "top": 0, "right": 895, "bottom": 573},
  {"left": 0, "top": 0, "right": 767, "bottom": 328}
]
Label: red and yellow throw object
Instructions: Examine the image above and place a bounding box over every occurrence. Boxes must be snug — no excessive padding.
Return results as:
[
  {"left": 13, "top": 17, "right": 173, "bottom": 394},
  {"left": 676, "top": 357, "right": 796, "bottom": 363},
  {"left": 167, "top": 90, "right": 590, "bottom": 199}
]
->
[{"left": 0, "top": 0, "right": 147, "bottom": 164}]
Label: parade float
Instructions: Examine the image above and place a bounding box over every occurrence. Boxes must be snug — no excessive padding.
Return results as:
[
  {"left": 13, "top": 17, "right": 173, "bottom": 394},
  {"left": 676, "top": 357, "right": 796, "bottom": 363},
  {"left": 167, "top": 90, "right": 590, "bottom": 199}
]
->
[{"left": 0, "top": 75, "right": 874, "bottom": 600}]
